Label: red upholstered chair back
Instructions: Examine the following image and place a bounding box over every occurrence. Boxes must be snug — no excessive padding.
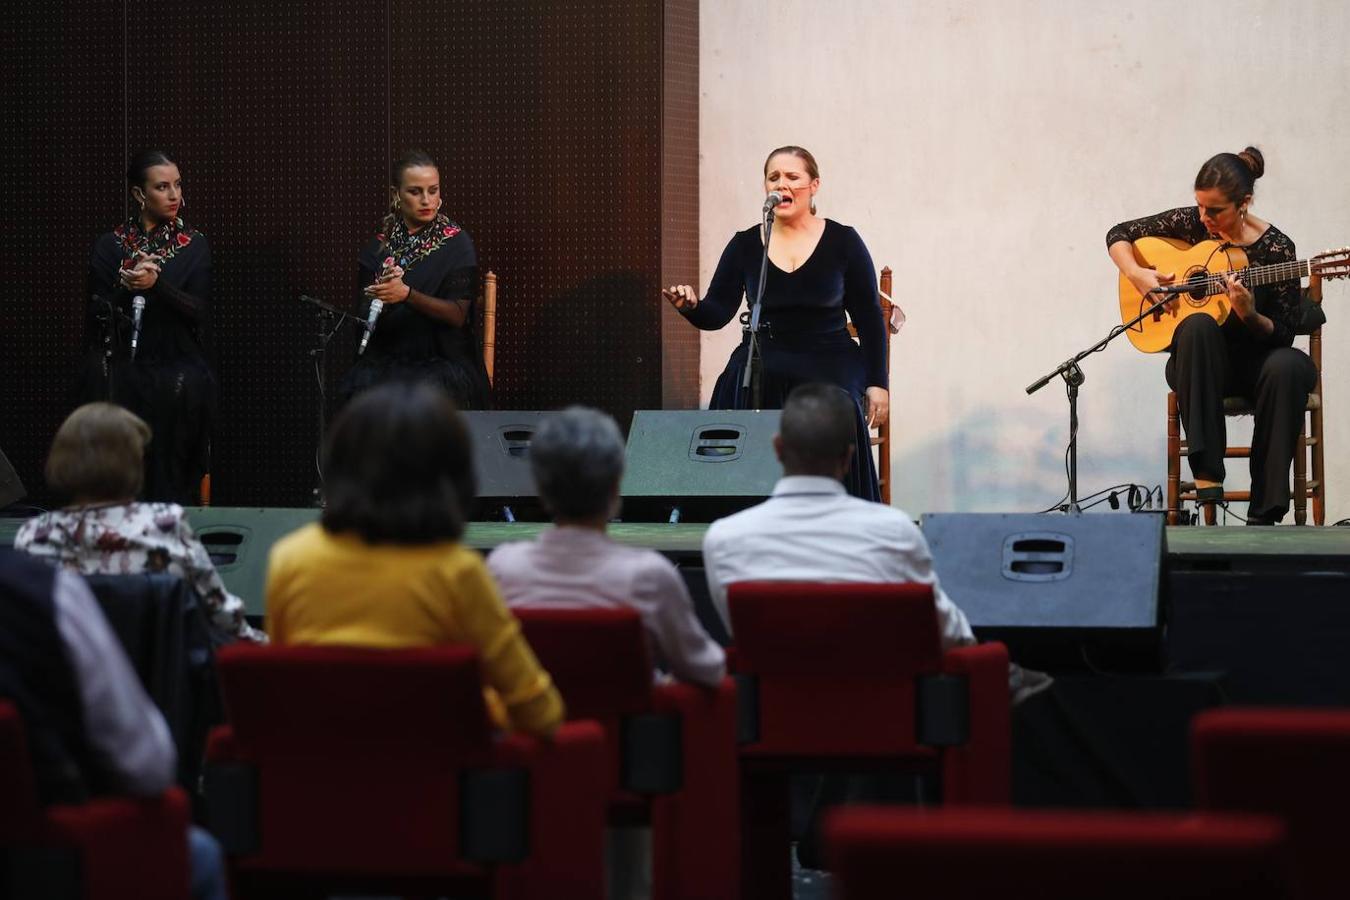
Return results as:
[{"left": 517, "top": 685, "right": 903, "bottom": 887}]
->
[
  {"left": 825, "top": 807, "right": 1290, "bottom": 900},
  {"left": 514, "top": 606, "right": 655, "bottom": 798},
  {"left": 0, "top": 701, "right": 43, "bottom": 839},
  {"left": 214, "top": 643, "right": 496, "bottom": 873},
  {"left": 728, "top": 582, "right": 943, "bottom": 755},
  {"left": 514, "top": 606, "right": 655, "bottom": 721},
  {"left": 1193, "top": 707, "right": 1350, "bottom": 900}
]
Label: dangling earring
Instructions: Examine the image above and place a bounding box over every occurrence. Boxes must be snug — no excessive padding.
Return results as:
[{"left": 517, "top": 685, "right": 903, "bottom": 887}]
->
[{"left": 810, "top": 194, "right": 817, "bottom": 215}]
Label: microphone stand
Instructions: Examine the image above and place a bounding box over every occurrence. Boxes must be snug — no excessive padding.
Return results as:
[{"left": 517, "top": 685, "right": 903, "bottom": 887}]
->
[
  {"left": 299, "top": 294, "right": 364, "bottom": 506},
  {"left": 740, "top": 203, "right": 776, "bottom": 409},
  {"left": 1026, "top": 289, "right": 1174, "bottom": 514},
  {"left": 91, "top": 294, "right": 130, "bottom": 402}
]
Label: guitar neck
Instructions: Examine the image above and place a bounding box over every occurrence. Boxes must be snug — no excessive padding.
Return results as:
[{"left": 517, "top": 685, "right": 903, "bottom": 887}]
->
[{"left": 1227, "top": 258, "right": 1309, "bottom": 291}]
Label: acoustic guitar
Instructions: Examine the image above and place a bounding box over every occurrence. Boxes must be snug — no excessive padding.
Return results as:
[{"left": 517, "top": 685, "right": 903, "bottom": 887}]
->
[{"left": 1117, "top": 237, "right": 1350, "bottom": 353}]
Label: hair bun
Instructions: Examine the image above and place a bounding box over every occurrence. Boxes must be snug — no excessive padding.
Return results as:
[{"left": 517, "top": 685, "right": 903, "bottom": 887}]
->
[{"left": 1237, "top": 146, "right": 1265, "bottom": 179}]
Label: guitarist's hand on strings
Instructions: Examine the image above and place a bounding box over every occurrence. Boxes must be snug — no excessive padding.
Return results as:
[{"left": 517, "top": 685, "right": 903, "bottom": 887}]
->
[
  {"left": 1220, "top": 272, "right": 1255, "bottom": 319},
  {"left": 1129, "top": 267, "right": 1180, "bottom": 315}
]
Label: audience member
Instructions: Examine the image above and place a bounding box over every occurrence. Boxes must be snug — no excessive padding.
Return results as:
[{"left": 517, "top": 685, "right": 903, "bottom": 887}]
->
[
  {"left": 702, "top": 382, "right": 1050, "bottom": 698},
  {"left": 703, "top": 383, "right": 1050, "bottom": 871},
  {"left": 489, "top": 406, "right": 725, "bottom": 900},
  {"left": 264, "top": 381, "right": 564, "bottom": 737},
  {"left": 16, "top": 402, "right": 263, "bottom": 644},
  {"left": 489, "top": 406, "right": 725, "bottom": 687},
  {"left": 0, "top": 549, "right": 226, "bottom": 900}
]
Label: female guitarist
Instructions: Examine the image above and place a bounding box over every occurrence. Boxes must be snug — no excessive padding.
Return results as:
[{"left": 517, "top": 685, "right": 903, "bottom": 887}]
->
[{"left": 1106, "top": 146, "right": 1317, "bottom": 525}]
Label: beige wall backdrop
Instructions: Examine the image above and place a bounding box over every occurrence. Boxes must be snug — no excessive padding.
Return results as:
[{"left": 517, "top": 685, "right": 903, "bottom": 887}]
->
[{"left": 695, "top": 0, "right": 1350, "bottom": 521}]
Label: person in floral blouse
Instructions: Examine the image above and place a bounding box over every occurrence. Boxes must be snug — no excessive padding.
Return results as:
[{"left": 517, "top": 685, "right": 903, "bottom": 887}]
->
[
  {"left": 16, "top": 403, "right": 263, "bottom": 644},
  {"left": 80, "top": 149, "right": 214, "bottom": 505},
  {"left": 337, "top": 149, "right": 492, "bottom": 409}
]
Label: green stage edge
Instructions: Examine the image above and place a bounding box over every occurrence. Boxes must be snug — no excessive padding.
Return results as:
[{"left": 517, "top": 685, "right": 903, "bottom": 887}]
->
[{"left": 4, "top": 509, "right": 1350, "bottom": 620}]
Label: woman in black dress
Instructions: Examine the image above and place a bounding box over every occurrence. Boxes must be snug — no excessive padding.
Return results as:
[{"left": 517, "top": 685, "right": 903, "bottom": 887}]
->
[
  {"left": 84, "top": 149, "right": 213, "bottom": 504},
  {"left": 662, "top": 146, "right": 888, "bottom": 500},
  {"left": 1106, "top": 146, "right": 1317, "bottom": 524},
  {"left": 339, "top": 150, "right": 491, "bottom": 409}
]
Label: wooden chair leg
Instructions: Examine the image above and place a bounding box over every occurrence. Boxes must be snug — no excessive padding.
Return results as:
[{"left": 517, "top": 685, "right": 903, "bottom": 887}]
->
[
  {"left": 1166, "top": 392, "right": 1182, "bottom": 525},
  {"left": 1294, "top": 432, "right": 1308, "bottom": 526},
  {"left": 1312, "top": 398, "right": 1326, "bottom": 529}
]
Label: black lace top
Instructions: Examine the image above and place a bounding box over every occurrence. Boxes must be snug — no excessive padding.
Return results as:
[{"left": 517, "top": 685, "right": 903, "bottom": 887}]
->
[{"left": 1106, "top": 206, "right": 1300, "bottom": 349}]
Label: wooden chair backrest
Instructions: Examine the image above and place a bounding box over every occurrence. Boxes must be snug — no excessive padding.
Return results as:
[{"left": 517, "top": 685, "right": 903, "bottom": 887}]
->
[
  {"left": 479, "top": 270, "right": 497, "bottom": 386},
  {"left": 847, "top": 266, "right": 893, "bottom": 504}
]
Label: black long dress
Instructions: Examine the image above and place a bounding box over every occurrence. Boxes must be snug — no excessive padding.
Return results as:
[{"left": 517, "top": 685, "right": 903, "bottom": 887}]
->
[
  {"left": 1106, "top": 206, "right": 1318, "bottom": 521},
  {"left": 680, "top": 219, "right": 887, "bottom": 501},
  {"left": 338, "top": 214, "right": 492, "bottom": 409},
  {"left": 84, "top": 217, "right": 214, "bottom": 504}
]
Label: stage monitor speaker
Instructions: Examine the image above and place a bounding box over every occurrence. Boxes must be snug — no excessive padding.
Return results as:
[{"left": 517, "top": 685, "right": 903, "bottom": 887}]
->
[
  {"left": 189, "top": 507, "right": 320, "bottom": 618},
  {"left": 462, "top": 411, "right": 555, "bottom": 521},
  {"left": 0, "top": 444, "right": 25, "bottom": 509},
  {"left": 620, "top": 410, "right": 782, "bottom": 523},
  {"left": 920, "top": 513, "right": 1166, "bottom": 670}
]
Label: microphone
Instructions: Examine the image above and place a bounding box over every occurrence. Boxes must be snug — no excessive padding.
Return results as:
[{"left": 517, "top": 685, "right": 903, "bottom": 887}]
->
[
  {"left": 763, "top": 191, "right": 785, "bottom": 212},
  {"left": 358, "top": 299, "right": 383, "bottom": 355},
  {"left": 1148, "top": 283, "right": 1195, "bottom": 295},
  {"left": 130, "top": 295, "right": 146, "bottom": 359}
]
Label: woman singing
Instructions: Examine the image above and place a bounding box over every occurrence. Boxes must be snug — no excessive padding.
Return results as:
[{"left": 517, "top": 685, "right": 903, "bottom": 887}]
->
[
  {"left": 84, "top": 149, "right": 213, "bottom": 505},
  {"left": 663, "top": 146, "right": 888, "bottom": 500},
  {"left": 339, "top": 150, "right": 492, "bottom": 409},
  {"left": 1106, "top": 146, "right": 1317, "bottom": 524}
]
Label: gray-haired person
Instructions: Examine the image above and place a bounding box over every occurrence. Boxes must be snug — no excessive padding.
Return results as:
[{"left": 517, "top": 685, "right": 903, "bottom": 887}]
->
[
  {"left": 487, "top": 406, "right": 725, "bottom": 687},
  {"left": 487, "top": 407, "right": 727, "bottom": 900}
]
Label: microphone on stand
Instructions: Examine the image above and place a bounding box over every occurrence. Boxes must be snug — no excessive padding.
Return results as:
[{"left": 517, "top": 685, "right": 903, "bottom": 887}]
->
[
  {"left": 1147, "top": 283, "right": 1195, "bottom": 295},
  {"left": 130, "top": 295, "right": 146, "bottom": 360},
  {"left": 763, "top": 191, "right": 785, "bottom": 212},
  {"left": 358, "top": 299, "right": 383, "bottom": 356}
]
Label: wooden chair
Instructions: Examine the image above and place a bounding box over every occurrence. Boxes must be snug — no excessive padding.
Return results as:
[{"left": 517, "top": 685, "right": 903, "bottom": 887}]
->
[
  {"left": 1167, "top": 279, "right": 1326, "bottom": 525},
  {"left": 480, "top": 270, "right": 498, "bottom": 386},
  {"left": 847, "top": 266, "right": 894, "bottom": 504}
]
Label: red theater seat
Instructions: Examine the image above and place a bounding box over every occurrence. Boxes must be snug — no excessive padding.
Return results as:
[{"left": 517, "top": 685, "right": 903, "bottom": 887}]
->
[
  {"left": 202, "top": 643, "right": 608, "bottom": 899},
  {"left": 728, "top": 581, "right": 1011, "bottom": 899},
  {"left": 514, "top": 606, "right": 740, "bottom": 900},
  {"left": 0, "top": 700, "right": 191, "bottom": 900},
  {"left": 1193, "top": 707, "right": 1350, "bottom": 900},
  {"left": 824, "top": 807, "right": 1290, "bottom": 900}
]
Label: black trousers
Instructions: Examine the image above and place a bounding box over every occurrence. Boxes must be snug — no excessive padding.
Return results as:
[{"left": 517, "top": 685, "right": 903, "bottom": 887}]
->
[{"left": 1166, "top": 315, "right": 1316, "bottom": 522}]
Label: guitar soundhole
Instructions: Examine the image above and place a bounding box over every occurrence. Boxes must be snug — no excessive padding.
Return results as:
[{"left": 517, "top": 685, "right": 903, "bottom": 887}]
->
[{"left": 1184, "top": 271, "right": 1210, "bottom": 307}]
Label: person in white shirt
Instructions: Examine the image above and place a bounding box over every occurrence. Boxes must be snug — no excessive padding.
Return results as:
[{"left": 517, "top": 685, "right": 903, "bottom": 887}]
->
[
  {"left": 703, "top": 383, "right": 1049, "bottom": 701},
  {"left": 488, "top": 406, "right": 725, "bottom": 687},
  {"left": 702, "top": 384, "right": 1048, "bottom": 871},
  {"left": 703, "top": 383, "right": 974, "bottom": 649}
]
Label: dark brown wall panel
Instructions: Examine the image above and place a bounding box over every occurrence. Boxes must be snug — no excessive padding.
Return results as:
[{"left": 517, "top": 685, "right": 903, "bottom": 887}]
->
[
  {"left": 1, "top": 1, "right": 124, "bottom": 508},
  {"left": 3, "top": 1, "right": 697, "bottom": 508}
]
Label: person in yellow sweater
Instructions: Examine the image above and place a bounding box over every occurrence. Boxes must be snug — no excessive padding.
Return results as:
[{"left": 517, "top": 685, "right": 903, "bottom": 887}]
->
[{"left": 265, "top": 381, "right": 563, "bottom": 737}]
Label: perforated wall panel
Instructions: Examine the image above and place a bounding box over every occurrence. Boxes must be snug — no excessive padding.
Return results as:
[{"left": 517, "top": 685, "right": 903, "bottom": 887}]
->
[{"left": 3, "top": 1, "right": 698, "bottom": 507}]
